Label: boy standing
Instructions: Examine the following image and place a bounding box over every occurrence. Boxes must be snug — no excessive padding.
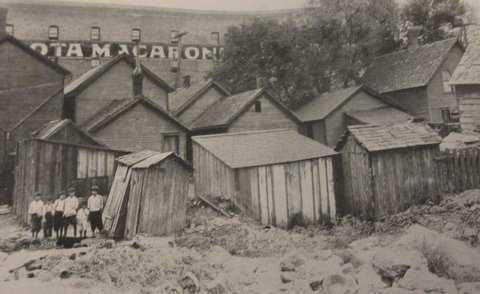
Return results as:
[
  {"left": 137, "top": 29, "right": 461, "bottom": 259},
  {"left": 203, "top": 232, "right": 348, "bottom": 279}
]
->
[
  {"left": 77, "top": 202, "right": 89, "bottom": 238},
  {"left": 87, "top": 185, "right": 104, "bottom": 237},
  {"left": 28, "top": 192, "right": 44, "bottom": 239},
  {"left": 63, "top": 187, "right": 79, "bottom": 237},
  {"left": 53, "top": 191, "right": 66, "bottom": 238},
  {"left": 42, "top": 198, "right": 54, "bottom": 238}
]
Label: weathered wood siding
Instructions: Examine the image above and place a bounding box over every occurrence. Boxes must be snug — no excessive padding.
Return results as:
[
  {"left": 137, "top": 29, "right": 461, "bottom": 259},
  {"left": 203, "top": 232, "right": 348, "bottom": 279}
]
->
[
  {"left": 177, "top": 86, "right": 226, "bottom": 125},
  {"left": 192, "top": 141, "right": 236, "bottom": 199},
  {"left": 74, "top": 60, "right": 168, "bottom": 124},
  {"left": 228, "top": 94, "right": 300, "bottom": 133},
  {"left": 342, "top": 137, "right": 439, "bottom": 220},
  {"left": 435, "top": 147, "right": 480, "bottom": 194},
  {"left": 457, "top": 85, "right": 480, "bottom": 132},
  {"left": 235, "top": 158, "right": 336, "bottom": 228},
  {"left": 125, "top": 158, "right": 191, "bottom": 238},
  {"left": 13, "top": 139, "right": 123, "bottom": 224},
  {"left": 91, "top": 102, "right": 187, "bottom": 159}
]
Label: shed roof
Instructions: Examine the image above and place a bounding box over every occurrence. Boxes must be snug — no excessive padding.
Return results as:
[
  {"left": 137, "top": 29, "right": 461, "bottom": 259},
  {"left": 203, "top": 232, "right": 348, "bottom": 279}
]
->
[
  {"left": 190, "top": 88, "right": 301, "bottom": 131},
  {"left": 32, "top": 119, "right": 104, "bottom": 146},
  {"left": 345, "top": 106, "right": 412, "bottom": 125},
  {"left": 64, "top": 54, "right": 173, "bottom": 97},
  {"left": 362, "top": 38, "right": 460, "bottom": 93},
  {"left": 83, "top": 96, "right": 189, "bottom": 133},
  {"left": 117, "top": 150, "right": 192, "bottom": 169},
  {"left": 0, "top": 35, "right": 70, "bottom": 76},
  {"left": 169, "top": 79, "right": 230, "bottom": 114},
  {"left": 347, "top": 123, "right": 441, "bottom": 152},
  {"left": 193, "top": 129, "right": 336, "bottom": 169}
]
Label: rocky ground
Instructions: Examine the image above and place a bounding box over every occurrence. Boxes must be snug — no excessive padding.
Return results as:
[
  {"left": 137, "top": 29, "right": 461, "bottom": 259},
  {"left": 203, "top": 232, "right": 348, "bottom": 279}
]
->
[{"left": 0, "top": 190, "right": 480, "bottom": 294}]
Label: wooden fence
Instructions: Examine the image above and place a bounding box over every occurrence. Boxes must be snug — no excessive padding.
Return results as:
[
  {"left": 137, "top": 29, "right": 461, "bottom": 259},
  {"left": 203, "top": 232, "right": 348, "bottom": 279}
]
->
[
  {"left": 435, "top": 147, "right": 480, "bottom": 194},
  {"left": 13, "top": 139, "right": 126, "bottom": 224}
]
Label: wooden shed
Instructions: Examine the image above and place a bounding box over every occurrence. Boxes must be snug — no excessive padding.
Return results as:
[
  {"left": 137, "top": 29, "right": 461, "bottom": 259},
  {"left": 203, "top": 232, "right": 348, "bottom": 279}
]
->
[
  {"left": 103, "top": 150, "right": 193, "bottom": 239},
  {"left": 338, "top": 123, "right": 442, "bottom": 220},
  {"left": 192, "top": 129, "right": 338, "bottom": 229}
]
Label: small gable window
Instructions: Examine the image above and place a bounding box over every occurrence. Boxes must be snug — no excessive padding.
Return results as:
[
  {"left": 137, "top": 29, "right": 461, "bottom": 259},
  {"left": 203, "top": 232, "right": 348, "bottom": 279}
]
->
[
  {"left": 254, "top": 101, "right": 262, "bottom": 113},
  {"left": 5, "top": 24, "right": 13, "bottom": 36},
  {"left": 442, "top": 70, "right": 452, "bottom": 93},
  {"left": 91, "top": 26, "right": 101, "bottom": 41}
]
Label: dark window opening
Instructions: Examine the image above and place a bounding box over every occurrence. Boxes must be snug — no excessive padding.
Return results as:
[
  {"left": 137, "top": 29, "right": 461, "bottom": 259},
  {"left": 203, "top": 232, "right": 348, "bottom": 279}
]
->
[
  {"left": 91, "top": 26, "right": 101, "bottom": 41},
  {"left": 441, "top": 108, "right": 452, "bottom": 123},
  {"left": 306, "top": 123, "right": 314, "bottom": 139},
  {"left": 183, "top": 75, "right": 191, "bottom": 88},
  {"left": 254, "top": 101, "right": 262, "bottom": 113},
  {"left": 131, "top": 28, "right": 141, "bottom": 42},
  {"left": 48, "top": 25, "right": 59, "bottom": 40},
  {"left": 5, "top": 24, "right": 13, "bottom": 36},
  {"left": 211, "top": 32, "right": 220, "bottom": 44}
]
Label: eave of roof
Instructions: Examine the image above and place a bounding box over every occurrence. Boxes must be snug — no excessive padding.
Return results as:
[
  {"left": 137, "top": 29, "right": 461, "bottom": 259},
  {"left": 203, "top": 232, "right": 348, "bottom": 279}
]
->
[{"left": 174, "top": 80, "right": 231, "bottom": 115}]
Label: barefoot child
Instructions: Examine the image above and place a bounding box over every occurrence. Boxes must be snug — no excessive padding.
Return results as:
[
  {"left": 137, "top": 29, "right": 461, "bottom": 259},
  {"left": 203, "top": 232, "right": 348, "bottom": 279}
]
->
[
  {"left": 42, "top": 198, "right": 55, "bottom": 238},
  {"left": 77, "top": 202, "right": 89, "bottom": 238},
  {"left": 28, "top": 192, "right": 44, "bottom": 239}
]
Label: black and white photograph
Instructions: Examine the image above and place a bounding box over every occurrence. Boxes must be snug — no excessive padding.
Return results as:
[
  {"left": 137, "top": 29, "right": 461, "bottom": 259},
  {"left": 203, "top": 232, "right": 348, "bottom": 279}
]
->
[{"left": 0, "top": 0, "right": 479, "bottom": 293}]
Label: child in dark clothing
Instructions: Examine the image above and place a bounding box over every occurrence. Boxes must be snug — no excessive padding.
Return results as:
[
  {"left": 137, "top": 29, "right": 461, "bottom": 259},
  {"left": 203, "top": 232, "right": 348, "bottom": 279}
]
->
[{"left": 43, "top": 198, "right": 54, "bottom": 238}]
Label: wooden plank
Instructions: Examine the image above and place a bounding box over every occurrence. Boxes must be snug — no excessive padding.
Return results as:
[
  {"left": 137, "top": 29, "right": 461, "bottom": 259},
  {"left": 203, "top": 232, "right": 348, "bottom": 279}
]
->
[
  {"left": 318, "top": 158, "right": 329, "bottom": 220},
  {"left": 87, "top": 149, "right": 97, "bottom": 178},
  {"left": 97, "top": 151, "right": 106, "bottom": 177},
  {"left": 257, "top": 166, "right": 268, "bottom": 224},
  {"left": 300, "top": 160, "right": 315, "bottom": 224},
  {"left": 286, "top": 162, "right": 302, "bottom": 227},
  {"left": 311, "top": 159, "right": 321, "bottom": 223},
  {"left": 326, "top": 157, "right": 336, "bottom": 222},
  {"left": 272, "top": 164, "right": 288, "bottom": 228},
  {"left": 266, "top": 165, "right": 275, "bottom": 225},
  {"left": 125, "top": 170, "right": 145, "bottom": 239},
  {"left": 77, "top": 149, "right": 88, "bottom": 179}
]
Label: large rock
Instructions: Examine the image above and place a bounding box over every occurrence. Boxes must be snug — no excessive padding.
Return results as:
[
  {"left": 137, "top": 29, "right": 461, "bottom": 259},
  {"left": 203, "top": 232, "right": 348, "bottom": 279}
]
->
[
  {"left": 371, "top": 247, "right": 428, "bottom": 282},
  {"left": 398, "top": 269, "right": 457, "bottom": 294},
  {"left": 322, "top": 273, "right": 359, "bottom": 294},
  {"left": 355, "top": 264, "right": 389, "bottom": 294},
  {"left": 395, "top": 225, "right": 480, "bottom": 282}
]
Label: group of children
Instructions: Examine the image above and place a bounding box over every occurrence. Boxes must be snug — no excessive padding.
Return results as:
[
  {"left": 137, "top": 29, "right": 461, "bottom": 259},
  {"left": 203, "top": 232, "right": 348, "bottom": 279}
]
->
[{"left": 28, "top": 185, "right": 105, "bottom": 239}]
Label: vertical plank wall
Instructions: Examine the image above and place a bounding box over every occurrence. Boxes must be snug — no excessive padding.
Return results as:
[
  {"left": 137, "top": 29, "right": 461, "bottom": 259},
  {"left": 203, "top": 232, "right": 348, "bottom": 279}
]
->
[
  {"left": 192, "top": 142, "right": 236, "bottom": 199},
  {"left": 237, "top": 157, "right": 336, "bottom": 229},
  {"left": 13, "top": 139, "right": 121, "bottom": 224}
]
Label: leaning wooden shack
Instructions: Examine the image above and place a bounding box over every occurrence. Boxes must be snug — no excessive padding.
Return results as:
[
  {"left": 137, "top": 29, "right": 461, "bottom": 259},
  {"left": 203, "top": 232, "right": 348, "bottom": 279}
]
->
[
  {"left": 192, "top": 129, "right": 338, "bottom": 229},
  {"left": 338, "top": 123, "right": 441, "bottom": 220},
  {"left": 103, "top": 150, "right": 193, "bottom": 239}
]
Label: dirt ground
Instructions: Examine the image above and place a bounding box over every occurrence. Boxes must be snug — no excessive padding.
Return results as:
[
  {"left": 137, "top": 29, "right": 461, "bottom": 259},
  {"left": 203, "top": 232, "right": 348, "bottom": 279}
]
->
[{"left": 1, "top": 191, "right": 480, "bottom": 294}]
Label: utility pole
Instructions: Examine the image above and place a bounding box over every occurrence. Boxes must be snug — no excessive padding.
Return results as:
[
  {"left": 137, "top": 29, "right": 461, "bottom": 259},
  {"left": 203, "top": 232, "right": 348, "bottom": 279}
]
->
[{"left": 173, "top": 31, "right": 188, "bottom": 90}]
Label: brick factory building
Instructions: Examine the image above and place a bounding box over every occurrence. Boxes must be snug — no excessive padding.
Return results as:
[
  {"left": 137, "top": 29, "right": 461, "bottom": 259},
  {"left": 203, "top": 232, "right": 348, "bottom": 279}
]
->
[{"left": 0, "top": 0, "right": 302, "bottom": 86}]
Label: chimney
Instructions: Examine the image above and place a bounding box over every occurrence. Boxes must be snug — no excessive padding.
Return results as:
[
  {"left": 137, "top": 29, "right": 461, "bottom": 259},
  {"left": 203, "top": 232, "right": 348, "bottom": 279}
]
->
[
  {"left": 132, "top": 54, "right": 143, "bottom": 97},
  {"left": 407, "top": 25, "right": 423, "bottom": 49},
  {"left": 0, "top": 6, "right": 8, "bottom": 38}
]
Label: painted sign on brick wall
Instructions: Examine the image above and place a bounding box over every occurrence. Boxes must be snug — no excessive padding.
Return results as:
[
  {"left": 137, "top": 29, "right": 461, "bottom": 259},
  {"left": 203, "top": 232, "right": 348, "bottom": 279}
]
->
[{"left": 26, "top": 41, "right": 224, "bottom": 60}]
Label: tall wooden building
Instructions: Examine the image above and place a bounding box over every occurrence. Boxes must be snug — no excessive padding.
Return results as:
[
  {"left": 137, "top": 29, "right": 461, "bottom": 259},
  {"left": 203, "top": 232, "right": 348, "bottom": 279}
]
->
[
  {"left": 193, "top": 129, "right": 338, "bottom": 228},
  {"left": 338, "top": 123, "right": 441, "bottom": 220},
  {"left": 362, "top": 39, "right": 464, "bottom": 125}
]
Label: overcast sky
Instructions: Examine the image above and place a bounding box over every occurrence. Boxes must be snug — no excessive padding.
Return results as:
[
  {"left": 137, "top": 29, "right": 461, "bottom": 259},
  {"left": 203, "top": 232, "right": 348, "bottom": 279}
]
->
[{"left": 57, "top": 0, "right": 306, "bottom": 11}]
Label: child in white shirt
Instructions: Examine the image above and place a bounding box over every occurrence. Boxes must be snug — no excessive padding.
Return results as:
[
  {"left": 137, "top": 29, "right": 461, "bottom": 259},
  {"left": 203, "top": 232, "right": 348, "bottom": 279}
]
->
[{"left": 77, "top": 203, "right": 90, "bottom": 238}]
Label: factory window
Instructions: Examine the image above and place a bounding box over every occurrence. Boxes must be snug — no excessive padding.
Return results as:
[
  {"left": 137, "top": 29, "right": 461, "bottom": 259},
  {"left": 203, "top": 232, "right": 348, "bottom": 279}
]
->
[
  {"left": 91, "top": 26, "right": 101, "bottom": 41},
  {"left": 5, "top": 24, "right": 13, "bottom": 36},
  {"left": 254, "top": 101, "right": 262, "bottom": 113},
  {"left": 170, "top": 30, "right": 179, "bottom": 44},
  {"left": 442, "top": 70, "right": 452, "bottom": 93},
  {"left": 48, "top": 25, "right": 59, "bottom": 40},
  {"left": 211, "top": 32, "right": 220, "bottom": 44},
  {"left": 183, "top": 75, "right": 191, "bottom": 88},
  {"left": 131, "top": 28, "right": 141, "bottom": 42}
]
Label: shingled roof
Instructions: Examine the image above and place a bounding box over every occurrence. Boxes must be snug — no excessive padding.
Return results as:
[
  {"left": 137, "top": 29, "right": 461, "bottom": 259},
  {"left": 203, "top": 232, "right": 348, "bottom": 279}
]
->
[
  {"left": 362, "top": 38, "right": 460, "bottom": 93},
  {"left": 345, "top": 106, "right": 412, "bottom": 125},
  {"left": 169, "top": 79, "right": 230, "bottom": 114},
  {"left": 347, "top": 123, "right": 441, "bottom": 152},
  {"left": 450, "top": 26, "right": 480, "bottom": 85},
  {"left": 64, "top": 54, "right": 173, "bottom": 97},
  {"left": 83, "top": 96, "right": 189, "bottom": 133},
  {"left": 32, "top": 119, "right": 104, "bottom": 146},
  {"left": 193, "top": 129, "right": 337, "bottom": 169},
  {"left": 189, "top": 88, "right": 301, "bottom": 131}
]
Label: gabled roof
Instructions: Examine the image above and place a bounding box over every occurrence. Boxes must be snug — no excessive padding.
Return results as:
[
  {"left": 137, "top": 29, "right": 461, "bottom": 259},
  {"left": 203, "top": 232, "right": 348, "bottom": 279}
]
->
[
  {"left": 362, "top": 38, "right": 461, "bottom": 93},
  {"left": 0, "top": 82, "right": 63, "bottom": 131},
  {"left": 346, "top": 123, "right": 441, "bottom": 152},
  {"left": 189, "top": 88, "right": 301, "bottom": 131},
  {"left": 169, "top": 79, "right": 231, "bottom": 114},
  {"left": 450, "top": 36, "right": 480, "bottom": 85},
  {"left": 117, "top": 150, "right": 192, "bottom": 170},
  {"left": 193, "top": 129, "right": 336, "bottom": 169},
  {"left": 83, "top": 96, "right": 189, "bottom": 133},
  {"left": 0, "top": 35, "right": 70, "bottom": 76},
  {"left": 31, "top": 119, "right": 104, "bottom": 146},
  {"left": 64, "top": 54, "right": 174, "bottom": 97},
  {"left": 345, "top": 106, "right": 413, "bottom": 125}
]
